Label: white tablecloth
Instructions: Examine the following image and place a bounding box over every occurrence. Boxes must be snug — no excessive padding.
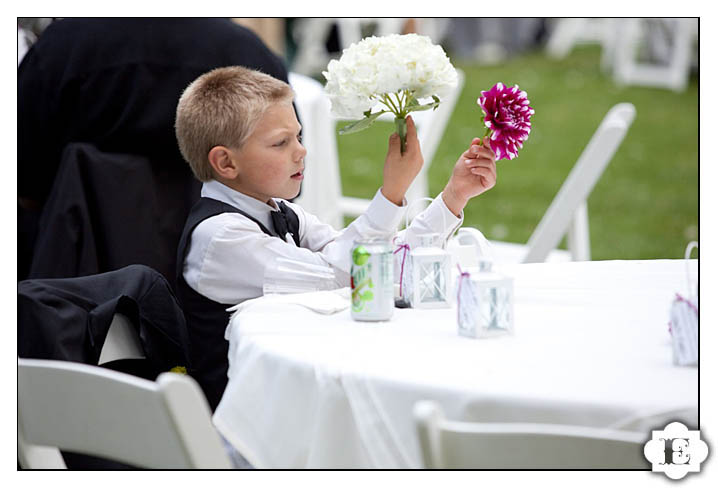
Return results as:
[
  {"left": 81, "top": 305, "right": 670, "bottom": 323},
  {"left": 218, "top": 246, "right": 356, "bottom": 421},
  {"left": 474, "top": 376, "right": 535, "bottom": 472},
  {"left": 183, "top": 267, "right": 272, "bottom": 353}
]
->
[{"left": 213, "top": 259, "right": 698, "bottom": 469}]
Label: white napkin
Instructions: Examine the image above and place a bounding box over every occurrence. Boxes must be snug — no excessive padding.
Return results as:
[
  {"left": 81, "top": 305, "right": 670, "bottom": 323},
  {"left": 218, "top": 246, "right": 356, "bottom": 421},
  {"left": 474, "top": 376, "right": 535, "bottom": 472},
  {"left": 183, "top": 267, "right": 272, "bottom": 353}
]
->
[{"left": 227, "top": 287, "right": 351, "bottom": 316}]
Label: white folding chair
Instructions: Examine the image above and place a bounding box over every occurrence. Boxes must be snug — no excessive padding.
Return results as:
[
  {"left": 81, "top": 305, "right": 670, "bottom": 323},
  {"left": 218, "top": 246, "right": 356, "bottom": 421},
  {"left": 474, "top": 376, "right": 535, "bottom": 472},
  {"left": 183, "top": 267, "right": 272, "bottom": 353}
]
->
[
  {"left": 545, "top": 18, "right": 616, "bottom": 60},
  {"left": 609, "top": 18, "right": 697, "bottom": 93},
  {"left": 414, "top": 401, "right": 648, "bottom": 469},
  {"left": 18, "top": 358, "right": 233, "bottom": 469},
  {"left": 547, "top": 18, "right": 696, "bottom": 93},
  {"left": 489, "top": 102, "right": 636, "bottom": 264}
]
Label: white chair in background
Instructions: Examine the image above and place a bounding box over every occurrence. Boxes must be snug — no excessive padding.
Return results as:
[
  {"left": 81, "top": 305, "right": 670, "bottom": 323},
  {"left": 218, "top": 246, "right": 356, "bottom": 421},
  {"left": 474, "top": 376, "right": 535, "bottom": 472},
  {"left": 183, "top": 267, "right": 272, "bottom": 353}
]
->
[
  {"left": 489, "top": 102, "right": 636, "bottom": 264},
  {"left": 291, "top": 18, "right": 453, "bottom": 77},
  {"left": 18, "top": 358, "right": 232, "bottom": 469},
  {"left": 545, "top": 18, "right": 616, "bottom": 59},
  {"left": 609, "top": 18, "right": 697, "bottom": 93},
  {"left": 547, "top": 18, "right": 697, "bottom": 93},
  {"left": 335, "top": 18, "right": 406, "bottom": 50},
  {"left": 289, "top": 72, "right": 344, "bottom": 229},
  {"left": 414, "top": 401, "right": 648, "bottom": 469},
  {"left": 291, "top": 18, "right": 406, "bottom": 77}
]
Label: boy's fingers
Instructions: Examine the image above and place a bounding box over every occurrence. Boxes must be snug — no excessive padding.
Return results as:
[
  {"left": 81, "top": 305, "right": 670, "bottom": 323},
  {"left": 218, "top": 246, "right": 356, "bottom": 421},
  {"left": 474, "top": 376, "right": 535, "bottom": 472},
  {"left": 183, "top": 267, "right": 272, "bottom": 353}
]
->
[
  {"left": 463, "top": 143, "right": 494, "bottom": 160},
  {"left": 406, "top": 115, "right": 417, "bottom": 133},
  {"left": 464, "top": 159, "right": 496, "bottom": 171},
  {"left": 470, "top": 166, "right": 497, "bottom": 185},
  {"left": 462, "top": 145, "right": 482, "bottom": 159},
  {"left": 388, "top": 132, "right": 401, "bottom": 154},
  {"left": 482, "top": 136, "right": 496, "bottom": 157},
  {"left": 404, "top": 116, "right": 420, "bottom": 153}
]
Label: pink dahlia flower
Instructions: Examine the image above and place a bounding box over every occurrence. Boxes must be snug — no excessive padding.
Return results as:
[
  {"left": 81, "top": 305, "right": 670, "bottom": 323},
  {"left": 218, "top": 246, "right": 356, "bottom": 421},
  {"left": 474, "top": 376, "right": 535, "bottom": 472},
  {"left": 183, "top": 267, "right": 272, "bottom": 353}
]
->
[{"left": 477, "top": 82, "right": 534, "bottom": 161}]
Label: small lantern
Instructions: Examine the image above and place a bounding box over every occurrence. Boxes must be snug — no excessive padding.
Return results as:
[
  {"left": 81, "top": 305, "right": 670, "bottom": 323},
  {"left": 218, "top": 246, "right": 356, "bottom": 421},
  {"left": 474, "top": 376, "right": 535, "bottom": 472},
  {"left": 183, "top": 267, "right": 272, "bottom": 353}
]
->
[
  {"left": 410, "top": 233, "right": 451, "bottom": 309},
  {"left": 669, "top": 241, "right": 698, "bottom": 366},
  {"left": 456, "top": 260, "right": 514, "bottom": 338}
]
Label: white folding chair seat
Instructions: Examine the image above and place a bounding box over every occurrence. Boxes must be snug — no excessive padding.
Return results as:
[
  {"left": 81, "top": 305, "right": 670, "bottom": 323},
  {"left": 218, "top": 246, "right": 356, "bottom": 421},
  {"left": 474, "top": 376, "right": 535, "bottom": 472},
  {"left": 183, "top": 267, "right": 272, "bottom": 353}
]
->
[
  {"left": 18, "top": 358, "right": 232, "bottom": 469},
  {"left": 414, "top": 400, "right": 648, "bottom": 469}
]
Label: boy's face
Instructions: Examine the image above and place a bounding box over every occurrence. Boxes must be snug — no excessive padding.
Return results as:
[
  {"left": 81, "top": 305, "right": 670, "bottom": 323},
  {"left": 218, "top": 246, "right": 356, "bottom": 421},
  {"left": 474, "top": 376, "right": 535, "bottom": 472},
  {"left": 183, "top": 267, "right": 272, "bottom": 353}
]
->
[{"left": 230, "top": 101, "right": 306, "bottom": 205}]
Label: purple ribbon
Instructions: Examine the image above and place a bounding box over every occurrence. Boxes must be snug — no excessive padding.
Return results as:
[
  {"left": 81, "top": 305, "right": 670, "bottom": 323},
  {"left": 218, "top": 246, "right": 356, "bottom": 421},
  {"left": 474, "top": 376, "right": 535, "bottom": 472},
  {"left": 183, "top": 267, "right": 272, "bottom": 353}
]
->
[
  {"left": 393, "top": 242, "right": 411, "bottom": 296},
  {"left": 675, "top": 293, "right": 698, "bottom": 314},
  {"left": 456, "top": 264, "right": 471, "bottom": 324}
]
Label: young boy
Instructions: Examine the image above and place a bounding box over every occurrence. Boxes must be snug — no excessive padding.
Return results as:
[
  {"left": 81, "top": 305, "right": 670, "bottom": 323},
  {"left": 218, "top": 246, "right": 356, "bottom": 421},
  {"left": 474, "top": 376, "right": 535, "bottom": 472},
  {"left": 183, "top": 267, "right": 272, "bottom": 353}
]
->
[{"left": 174, "top": 66, "right": 497, "bottom": 409}]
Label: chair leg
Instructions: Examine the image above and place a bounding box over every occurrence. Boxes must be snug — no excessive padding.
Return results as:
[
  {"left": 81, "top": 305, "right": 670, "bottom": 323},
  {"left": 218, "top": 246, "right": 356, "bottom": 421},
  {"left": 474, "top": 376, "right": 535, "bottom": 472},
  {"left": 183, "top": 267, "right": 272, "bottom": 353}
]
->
[{"left": 567, "top": 202, "right": 591, "bottom": 261}]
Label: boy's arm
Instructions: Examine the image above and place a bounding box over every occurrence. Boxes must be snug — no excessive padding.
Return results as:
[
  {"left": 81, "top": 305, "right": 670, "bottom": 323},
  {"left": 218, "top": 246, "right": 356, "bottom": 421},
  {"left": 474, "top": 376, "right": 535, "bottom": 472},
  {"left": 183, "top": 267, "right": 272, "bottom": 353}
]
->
[{"left": 399, "top": 136, "right": 496, "bottom": 248}]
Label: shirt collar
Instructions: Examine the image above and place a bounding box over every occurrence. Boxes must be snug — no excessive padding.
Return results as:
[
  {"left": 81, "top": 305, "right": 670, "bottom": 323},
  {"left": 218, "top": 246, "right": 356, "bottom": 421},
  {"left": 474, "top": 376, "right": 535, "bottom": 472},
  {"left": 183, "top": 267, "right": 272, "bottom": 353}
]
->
[{"left": 201, "top": 180, "right": 279, "bottom": 231}]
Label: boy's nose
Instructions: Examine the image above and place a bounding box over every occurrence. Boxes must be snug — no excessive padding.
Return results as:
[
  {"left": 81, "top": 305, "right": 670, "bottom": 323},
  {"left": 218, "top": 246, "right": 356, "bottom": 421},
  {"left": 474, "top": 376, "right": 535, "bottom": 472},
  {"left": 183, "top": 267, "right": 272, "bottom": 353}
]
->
[{"left": 295, "top": 141, "right": 307, "bottom": 160}]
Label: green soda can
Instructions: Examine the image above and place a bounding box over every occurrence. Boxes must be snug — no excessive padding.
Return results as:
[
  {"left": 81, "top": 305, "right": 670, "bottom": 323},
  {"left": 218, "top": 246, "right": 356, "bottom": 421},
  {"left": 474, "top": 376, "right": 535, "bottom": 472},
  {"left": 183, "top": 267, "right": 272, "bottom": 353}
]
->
[{"left": 350, "top": 239, "right": 394, "bottom": 321}]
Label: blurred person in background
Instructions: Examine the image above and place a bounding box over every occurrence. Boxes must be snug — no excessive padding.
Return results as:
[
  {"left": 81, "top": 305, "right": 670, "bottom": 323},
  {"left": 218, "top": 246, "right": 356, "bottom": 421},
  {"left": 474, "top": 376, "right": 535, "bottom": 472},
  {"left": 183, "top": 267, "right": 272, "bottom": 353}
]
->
[{"left": 17, "top": 18, "right": 290, "bottom": 281}]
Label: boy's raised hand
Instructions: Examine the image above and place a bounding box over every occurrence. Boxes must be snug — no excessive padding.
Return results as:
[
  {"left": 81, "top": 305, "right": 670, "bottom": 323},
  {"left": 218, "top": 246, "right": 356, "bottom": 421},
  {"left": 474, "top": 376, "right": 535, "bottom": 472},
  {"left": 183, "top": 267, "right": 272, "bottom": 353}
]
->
[
  {"left": 442, "top": 137, "right": 497, "bottom": 216},
  {"left": 381, "top": 116, "right": 423, "bottom": 206}
]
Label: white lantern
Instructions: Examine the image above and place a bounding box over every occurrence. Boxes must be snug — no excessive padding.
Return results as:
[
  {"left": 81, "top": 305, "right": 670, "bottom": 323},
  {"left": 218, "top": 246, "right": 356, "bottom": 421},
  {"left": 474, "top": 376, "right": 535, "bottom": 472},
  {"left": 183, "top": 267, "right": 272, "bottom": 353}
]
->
[
  {"left": 410, "top": 233, "right": 451, "bottom": 309},
  {"left": 456, "top": 261, "right": 514, "bottom": 338},
  {"left": 669, "top": 241, "right": 698, "bottom": 366}
]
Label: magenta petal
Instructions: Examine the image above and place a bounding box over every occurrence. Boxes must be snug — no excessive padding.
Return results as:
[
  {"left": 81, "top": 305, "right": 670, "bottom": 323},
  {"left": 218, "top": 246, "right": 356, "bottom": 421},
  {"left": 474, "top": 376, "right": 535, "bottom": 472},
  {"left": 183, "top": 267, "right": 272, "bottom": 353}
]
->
[{"left": 476, "top": 82, "right": 533, "bottom": 161}]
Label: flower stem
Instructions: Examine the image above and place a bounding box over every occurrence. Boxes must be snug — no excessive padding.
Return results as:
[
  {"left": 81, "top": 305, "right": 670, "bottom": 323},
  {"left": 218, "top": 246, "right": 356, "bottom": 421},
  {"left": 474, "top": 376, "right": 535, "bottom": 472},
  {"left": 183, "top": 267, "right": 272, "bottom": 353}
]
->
[
  {"left": 382, "top": 94, "right": 400, "bottom": 116},
  {"left": 395, "top": 116, "right": 407, "bottom": 154},
  {"left": 399, "top": 90, "right": 408, "bottom": 116},
  {"left": 393, "top": 92, "right": 404, "bottom": 116},
  {"left": 478, "top": 127, "right": 492, "bottom": 146}
]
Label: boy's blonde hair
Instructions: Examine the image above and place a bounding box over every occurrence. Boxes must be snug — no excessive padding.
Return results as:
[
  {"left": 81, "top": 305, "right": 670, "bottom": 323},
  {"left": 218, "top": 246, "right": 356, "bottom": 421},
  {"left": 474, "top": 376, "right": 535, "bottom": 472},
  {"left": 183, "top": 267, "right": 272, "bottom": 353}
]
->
[{"left": 175, "top": 66, "right": 294, "bottom": 181}]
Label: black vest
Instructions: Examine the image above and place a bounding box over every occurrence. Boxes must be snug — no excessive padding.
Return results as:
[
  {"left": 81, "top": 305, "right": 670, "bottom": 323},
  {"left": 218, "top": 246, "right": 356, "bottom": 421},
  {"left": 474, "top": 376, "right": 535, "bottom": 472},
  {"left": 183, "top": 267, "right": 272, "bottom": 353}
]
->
[{"left": 175, "top": 197, "right": 299, "bottom": 411}]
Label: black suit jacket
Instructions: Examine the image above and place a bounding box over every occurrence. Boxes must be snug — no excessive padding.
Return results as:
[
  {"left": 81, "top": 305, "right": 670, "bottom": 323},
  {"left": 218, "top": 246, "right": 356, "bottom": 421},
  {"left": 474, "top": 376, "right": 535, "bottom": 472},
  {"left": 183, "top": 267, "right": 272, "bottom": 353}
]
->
[
  {"left": 18, "top": 264, "right": 191, "bottom": 376},
  {"left": 28, "top": 143, "right": 200, "bottom": 288}
]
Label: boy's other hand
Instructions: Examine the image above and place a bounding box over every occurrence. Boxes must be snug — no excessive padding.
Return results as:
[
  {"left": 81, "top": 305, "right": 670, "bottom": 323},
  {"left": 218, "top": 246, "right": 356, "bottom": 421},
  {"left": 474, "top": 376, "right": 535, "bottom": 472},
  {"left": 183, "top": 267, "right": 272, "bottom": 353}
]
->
[
  {"left": 442, "top": 136, "right": 497, "bottom": 216},
  {"left": 381, "top": 115, "right": 423, "bottom": 206}
]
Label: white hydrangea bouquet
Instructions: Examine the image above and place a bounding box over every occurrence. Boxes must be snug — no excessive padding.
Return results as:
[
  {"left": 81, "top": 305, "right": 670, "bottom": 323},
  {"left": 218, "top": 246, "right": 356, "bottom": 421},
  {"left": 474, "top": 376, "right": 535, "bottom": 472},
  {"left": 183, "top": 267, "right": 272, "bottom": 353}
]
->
[{"left": 323, "top": 33, "right": 458, "bottom": 153}]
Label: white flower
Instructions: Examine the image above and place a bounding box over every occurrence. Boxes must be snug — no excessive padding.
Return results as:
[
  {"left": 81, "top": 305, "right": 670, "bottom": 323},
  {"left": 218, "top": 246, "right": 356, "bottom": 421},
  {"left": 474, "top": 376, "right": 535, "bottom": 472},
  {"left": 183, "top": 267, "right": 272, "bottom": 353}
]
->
[{"left": 322, "top": 33, "right": 458, "bottom": 120}]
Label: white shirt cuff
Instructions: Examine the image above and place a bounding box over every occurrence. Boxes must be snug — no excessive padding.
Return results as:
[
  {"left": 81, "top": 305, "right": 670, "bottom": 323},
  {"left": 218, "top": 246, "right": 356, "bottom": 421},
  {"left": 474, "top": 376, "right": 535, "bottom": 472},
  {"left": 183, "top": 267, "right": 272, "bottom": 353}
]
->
[
  {"left": 364, "top": 188, "right": 407, "bottom": 232},
  {"left": 413, "top": 192, "right": 464, "bottom": 243}
]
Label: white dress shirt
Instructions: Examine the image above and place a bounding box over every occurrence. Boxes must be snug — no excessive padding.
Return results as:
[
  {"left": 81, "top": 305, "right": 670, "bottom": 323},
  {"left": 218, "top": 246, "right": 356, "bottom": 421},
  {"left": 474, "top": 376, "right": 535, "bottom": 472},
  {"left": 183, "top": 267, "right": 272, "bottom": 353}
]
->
[{"left": 183, "top": 179, "right": 463, "bottom": 305}]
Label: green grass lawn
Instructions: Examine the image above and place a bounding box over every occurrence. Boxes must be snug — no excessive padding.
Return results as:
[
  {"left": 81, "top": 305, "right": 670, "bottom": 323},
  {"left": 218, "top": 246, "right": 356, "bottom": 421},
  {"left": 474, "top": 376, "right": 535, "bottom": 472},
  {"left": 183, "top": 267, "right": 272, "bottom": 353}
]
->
[{"left": 335, "top": 46, "right": 698, "bottom": 260}]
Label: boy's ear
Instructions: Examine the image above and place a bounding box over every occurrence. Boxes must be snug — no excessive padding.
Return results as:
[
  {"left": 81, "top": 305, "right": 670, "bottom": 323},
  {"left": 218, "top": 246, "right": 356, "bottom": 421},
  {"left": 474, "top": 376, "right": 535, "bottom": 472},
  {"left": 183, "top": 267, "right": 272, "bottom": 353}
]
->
[{"left": 208, "top": 146, "right": 240, "bottom": 180}]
